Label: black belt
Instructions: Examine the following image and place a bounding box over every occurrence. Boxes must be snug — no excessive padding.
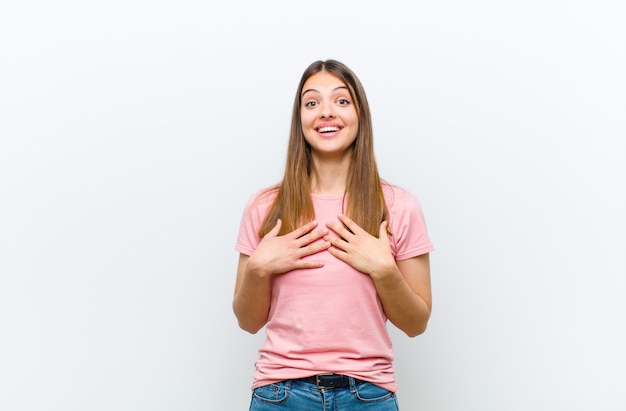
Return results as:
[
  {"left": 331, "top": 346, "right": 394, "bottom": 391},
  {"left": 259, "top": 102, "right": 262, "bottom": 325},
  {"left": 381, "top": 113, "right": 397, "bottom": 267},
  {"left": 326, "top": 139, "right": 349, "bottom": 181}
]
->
[{"left": 298, "top": 374, "right": 364, "bottom": 388}]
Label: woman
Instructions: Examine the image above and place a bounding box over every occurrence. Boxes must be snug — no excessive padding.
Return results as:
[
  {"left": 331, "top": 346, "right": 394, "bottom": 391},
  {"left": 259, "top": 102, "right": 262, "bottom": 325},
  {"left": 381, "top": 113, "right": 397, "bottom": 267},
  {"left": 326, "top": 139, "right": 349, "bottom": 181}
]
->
[{"left": 233, "top": 59, "right": 433, "bottom": 410}]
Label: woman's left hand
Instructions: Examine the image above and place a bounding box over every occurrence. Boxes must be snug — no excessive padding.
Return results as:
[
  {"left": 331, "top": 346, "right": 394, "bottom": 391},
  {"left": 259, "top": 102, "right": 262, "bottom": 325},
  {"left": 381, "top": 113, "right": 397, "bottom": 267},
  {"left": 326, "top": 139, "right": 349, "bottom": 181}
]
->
[
  {"left": 324, "top": 214, "right": 396, "bottom": 279},
  {"left": 326, "top": 214, "right": 432, "bottom": 337}
]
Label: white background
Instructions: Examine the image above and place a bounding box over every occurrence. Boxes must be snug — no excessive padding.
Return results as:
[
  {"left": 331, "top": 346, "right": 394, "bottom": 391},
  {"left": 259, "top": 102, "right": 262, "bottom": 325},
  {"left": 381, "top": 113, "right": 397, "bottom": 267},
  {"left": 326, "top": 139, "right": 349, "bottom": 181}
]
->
[{"left": 1, "top": 1, "right": 625, "bottom": 410}]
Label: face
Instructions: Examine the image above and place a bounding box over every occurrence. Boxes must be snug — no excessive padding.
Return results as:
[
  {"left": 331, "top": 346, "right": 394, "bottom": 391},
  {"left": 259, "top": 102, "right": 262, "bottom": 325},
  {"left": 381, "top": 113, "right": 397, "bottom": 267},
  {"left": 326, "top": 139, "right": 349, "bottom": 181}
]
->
[{"left": 300, "top": 71, "right": 359, "bottom": 162}]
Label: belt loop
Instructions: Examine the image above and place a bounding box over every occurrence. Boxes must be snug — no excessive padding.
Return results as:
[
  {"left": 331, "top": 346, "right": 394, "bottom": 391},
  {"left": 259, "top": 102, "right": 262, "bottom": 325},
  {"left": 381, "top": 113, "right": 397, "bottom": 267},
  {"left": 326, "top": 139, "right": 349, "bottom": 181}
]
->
[{"left": 348, "top": 376, "right": 357, "bottom": 391}]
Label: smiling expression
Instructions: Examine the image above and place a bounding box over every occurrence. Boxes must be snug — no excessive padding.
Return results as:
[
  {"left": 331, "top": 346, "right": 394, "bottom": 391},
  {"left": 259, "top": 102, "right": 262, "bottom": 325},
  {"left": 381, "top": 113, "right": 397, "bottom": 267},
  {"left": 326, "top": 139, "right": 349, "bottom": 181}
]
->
[{"left": 300, "top": 71, "right": 359, "bottom": 161}]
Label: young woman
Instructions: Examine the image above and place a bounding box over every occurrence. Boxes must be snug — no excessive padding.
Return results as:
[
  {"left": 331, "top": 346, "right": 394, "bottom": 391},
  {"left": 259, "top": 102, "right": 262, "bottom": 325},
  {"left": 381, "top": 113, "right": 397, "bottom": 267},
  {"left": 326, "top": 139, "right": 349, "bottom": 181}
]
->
[{"left": 233, "top": 59, "right": 434, "bottom": 410}]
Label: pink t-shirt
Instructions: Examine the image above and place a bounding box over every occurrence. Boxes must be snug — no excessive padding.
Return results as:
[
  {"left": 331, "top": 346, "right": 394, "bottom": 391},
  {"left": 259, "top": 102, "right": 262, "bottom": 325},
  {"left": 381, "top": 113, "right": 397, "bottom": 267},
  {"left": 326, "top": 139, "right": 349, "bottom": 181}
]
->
[{"left": 235, "top": 182, "right": 434, "bottom": 392}]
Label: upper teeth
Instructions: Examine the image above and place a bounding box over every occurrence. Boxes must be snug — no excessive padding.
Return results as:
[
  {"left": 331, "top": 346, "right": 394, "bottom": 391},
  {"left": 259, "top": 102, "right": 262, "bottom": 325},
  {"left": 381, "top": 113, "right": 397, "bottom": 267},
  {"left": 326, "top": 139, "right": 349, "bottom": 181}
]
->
[{"left": 319, "top": 127, "right": 339, "bottom": 133}]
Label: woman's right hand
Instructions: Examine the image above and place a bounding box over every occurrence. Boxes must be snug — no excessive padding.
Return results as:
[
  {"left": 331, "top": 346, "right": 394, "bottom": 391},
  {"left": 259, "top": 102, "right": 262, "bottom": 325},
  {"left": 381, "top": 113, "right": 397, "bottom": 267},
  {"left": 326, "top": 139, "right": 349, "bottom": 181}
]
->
[
  {"left": 246, "top": 219, "right": 331, "bottom": 277},
  {"left": 234, "top": 219, "right": 329, "bottom": 333}
]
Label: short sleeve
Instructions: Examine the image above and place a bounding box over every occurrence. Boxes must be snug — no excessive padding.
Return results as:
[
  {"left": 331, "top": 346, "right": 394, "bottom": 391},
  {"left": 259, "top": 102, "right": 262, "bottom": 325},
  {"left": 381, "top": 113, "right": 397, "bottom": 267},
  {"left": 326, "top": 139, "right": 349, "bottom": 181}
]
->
[
  {"left": 385, "top": 185, "right": 434, "bottom": 260},
  {"left": 235, "top": 188, "right": 275, "bottom": 256}
]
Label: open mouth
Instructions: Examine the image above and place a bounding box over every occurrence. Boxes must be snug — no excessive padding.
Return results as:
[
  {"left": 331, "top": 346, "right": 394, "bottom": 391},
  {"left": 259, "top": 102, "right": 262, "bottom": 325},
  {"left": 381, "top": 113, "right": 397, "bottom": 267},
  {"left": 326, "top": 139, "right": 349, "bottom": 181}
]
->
[{"left": 317, "top": 126, "right": 342, "bottom": 133}]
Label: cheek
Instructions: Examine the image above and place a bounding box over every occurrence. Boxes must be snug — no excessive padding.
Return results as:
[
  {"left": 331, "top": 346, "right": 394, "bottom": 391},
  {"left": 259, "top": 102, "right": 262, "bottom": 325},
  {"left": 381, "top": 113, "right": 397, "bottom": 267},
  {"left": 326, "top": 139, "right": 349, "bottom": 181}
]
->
[
  {"left": 348, "top": 112, "right": 359, "bottom": 128},
  {"left": 300, "top": 111, "right": 315, "bottom": 128},
  {"left": 301, "top": 126, "right": 316, "bottom": 146}
]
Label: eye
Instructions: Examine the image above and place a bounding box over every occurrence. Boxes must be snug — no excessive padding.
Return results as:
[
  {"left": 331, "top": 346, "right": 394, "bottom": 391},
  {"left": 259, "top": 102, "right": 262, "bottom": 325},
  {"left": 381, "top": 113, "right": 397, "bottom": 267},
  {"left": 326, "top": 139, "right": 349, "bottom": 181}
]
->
[
  {"left": 304, "top": 100, "right": 318, "bottom": 108},
  {"left": 337, "top": 98, "right": 351, "bottom": 106}
]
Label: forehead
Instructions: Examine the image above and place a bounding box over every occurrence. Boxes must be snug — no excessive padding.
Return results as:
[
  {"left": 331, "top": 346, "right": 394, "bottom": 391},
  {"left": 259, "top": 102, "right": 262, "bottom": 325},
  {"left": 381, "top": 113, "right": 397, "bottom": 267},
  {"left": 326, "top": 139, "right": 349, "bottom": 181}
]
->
[{"left": 302, "top": 71, "right": 347, "bottom": 94}]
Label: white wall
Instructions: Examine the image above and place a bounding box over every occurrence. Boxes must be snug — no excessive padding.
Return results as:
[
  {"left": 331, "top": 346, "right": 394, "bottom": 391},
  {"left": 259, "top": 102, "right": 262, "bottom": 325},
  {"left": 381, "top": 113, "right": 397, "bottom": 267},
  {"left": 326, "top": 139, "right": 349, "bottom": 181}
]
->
[{"left": 1, "top": 1, "right": 625, "bottom": 410}]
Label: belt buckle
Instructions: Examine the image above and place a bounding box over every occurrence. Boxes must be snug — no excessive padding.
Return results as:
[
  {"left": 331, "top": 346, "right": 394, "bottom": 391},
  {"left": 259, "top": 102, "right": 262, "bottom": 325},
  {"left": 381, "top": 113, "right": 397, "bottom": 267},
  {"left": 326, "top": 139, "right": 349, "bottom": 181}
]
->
[{"left": 315, "top": 373, "right": 334, "bottom": 388}]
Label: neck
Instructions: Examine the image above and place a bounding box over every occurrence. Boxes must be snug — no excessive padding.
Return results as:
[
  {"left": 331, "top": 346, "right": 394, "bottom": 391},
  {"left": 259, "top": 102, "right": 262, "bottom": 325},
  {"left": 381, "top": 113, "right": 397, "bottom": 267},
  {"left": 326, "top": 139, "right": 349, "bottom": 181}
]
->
[{"left": 310, "top": 156, "right": 351, "bottom": 195}]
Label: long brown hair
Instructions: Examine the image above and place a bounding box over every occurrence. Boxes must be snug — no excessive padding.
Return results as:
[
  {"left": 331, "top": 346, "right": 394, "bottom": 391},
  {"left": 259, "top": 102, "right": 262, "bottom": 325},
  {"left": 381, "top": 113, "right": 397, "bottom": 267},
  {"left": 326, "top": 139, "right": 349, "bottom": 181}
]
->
[{"left": 258, "top": 59, "right": 388, "bottom": 237}]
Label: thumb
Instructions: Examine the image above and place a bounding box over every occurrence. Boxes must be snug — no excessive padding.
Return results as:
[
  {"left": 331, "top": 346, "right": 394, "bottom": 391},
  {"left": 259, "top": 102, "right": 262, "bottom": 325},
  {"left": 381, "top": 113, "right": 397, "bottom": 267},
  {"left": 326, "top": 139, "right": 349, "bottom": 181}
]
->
[
  {"left": 267, "top": 219, "right": 282, "bottom": 237},
  {"left": 379, "top": 220, "right": 389, "bottom": 238}
]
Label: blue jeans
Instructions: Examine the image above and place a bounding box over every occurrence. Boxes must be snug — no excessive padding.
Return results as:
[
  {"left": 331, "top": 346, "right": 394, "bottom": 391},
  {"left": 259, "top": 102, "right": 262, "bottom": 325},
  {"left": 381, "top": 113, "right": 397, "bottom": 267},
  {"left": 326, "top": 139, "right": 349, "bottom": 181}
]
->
[{"left": 249, "top": 377, "right": 399, "bottom": 411}]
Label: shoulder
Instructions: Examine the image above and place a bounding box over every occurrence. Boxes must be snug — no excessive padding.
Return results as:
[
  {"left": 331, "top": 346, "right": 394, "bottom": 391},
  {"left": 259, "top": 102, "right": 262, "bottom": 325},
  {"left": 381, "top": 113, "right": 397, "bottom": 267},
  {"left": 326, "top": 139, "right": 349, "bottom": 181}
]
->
[
  {"left": 381, "top": 180, "right": 433, "bottom": 258},
  {"left": 236, "top": 184, "right": 280, "bottom": 251},
  {"left": 244, "top": 184, "right": 280, "bottom": 210},
  {"left": 381, "top": 180, "right": 422, "bottom": 211}
]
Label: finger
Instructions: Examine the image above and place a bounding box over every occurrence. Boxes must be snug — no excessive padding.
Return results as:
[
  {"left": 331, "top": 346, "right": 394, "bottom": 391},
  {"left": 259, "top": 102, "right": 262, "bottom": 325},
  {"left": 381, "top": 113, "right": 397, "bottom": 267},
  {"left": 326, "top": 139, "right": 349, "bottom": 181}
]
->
[
  {"left": 295, "top": 259, "right": 325, "bottom": 269},
  {"left": 297, "top": 227, "right": 329, "bottom": 247},
  {"left": 379, "top": 221, "right": 388, "bottom": 238},
  {"left": 337, "top": 214, "right": 363, "bottom": 234},
  {"left": 324, "top": 234, "right": 348, "bottom": 252},
  {"left": 326, "top": 220, "right": 352, "bottom": 240},
  {"left": 326, "top": 244, "right": 349, "bottom": 263},
  {"left": 266, "top": 219, "right": 282, "bottom": 237},
  {"left": 289, "top": 220, "right": 318, "bottom": 239},
  {"left": 298, "top": 239, "right": 331, "bottom": 257}
]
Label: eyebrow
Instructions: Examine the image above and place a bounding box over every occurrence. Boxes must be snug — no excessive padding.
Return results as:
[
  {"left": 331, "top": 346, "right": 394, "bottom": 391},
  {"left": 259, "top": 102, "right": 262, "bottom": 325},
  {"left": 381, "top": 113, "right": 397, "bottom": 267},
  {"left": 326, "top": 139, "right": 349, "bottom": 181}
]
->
[{"left": 301, "top": 85, "right": 349, "bottom": 98}]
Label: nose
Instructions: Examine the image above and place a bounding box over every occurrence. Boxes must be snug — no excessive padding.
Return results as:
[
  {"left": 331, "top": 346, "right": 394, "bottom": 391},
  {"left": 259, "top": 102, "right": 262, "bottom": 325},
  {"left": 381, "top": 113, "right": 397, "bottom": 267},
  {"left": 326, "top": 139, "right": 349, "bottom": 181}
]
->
[{"left": 319, "top": 101, "right": 335, "bottom": 119}]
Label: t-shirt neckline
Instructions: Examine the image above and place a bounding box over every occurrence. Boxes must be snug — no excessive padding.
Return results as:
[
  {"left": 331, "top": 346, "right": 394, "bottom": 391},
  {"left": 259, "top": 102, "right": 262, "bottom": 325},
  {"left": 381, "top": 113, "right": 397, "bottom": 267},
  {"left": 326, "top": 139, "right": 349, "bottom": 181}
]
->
[{"left": 310, "top": 192, "right": 345, "bottom": 200}]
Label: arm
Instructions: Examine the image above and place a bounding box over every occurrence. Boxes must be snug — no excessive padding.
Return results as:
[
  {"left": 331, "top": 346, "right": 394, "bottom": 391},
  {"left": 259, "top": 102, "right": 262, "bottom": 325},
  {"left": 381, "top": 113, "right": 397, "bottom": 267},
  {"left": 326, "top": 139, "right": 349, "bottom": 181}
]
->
[
  {"left": 372, "top": 253, "right": 431, "bottom": 337},
  {"left": 325, "top": 215, "right": 432, "bottom": 337},
  {"left": 233, "top": 220, "right": 331, "bottom": 334},
  {"left": 232, "top": 253, "right": 272, "bottom": 334}
]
